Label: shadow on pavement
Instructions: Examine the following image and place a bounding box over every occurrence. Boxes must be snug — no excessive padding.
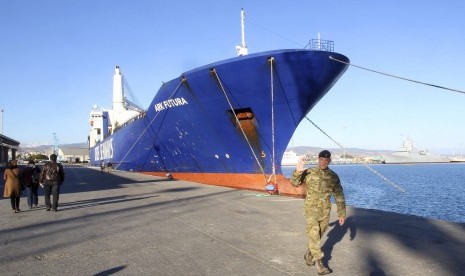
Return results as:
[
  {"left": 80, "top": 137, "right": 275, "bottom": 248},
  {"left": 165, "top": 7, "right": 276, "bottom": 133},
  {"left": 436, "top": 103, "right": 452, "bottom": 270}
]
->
[
  {"left": 93, "top": 265, "right": 127, "bottom": 276},
  {"left": 350, "top": 208, "right": 465, "bottom": 275},
  {"left": 58, "top": 165, "right": 177, "bottom": 195}
]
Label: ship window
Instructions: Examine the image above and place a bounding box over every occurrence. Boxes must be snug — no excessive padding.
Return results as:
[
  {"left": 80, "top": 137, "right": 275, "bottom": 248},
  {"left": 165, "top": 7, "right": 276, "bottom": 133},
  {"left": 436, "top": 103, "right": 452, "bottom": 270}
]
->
[{"left": 97, "top": 129, "right": 101, "bottom": 135}]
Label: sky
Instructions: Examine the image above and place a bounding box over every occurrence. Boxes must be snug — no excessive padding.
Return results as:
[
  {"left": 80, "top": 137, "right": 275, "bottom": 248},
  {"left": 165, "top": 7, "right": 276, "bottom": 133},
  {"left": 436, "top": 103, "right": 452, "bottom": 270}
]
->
[{"left": 1, "top": 1, "right": 464, "bottom": 155}]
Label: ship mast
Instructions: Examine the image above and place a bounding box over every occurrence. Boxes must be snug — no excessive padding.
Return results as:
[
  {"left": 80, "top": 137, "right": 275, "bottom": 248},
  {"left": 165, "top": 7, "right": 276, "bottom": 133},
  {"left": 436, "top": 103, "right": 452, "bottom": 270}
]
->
[{"left": 236, "top": 8, "right": 248, "bottom": 56}]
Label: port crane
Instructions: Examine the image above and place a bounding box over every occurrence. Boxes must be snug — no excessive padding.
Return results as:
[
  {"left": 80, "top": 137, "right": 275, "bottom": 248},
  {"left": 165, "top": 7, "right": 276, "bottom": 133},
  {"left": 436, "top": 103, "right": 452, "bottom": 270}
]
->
[{"left": 53, "top": 132, "right": 59, "bottom": 155}]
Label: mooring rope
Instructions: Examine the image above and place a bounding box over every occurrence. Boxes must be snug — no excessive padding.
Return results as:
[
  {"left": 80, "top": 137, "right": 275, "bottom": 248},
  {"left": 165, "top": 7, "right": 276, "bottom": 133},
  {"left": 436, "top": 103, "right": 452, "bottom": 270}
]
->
[
  {"left": 211, "top": 68, "right": 267, "bottom": 182},
  {"left": 269, "top": 57, "right": 277, "bottom": 185},
  {"left": 114, "top": 78, "right": 185, "bottom": 170},
  {"left": 306, "top": 116, "right": 406, "bottom": 193},
  {"left": 364, "top": 165, "right": 406, "bottom": 193},
  {"left": 329, "top": 56, "right": 465, "bottom": 95},
  {"left": 305, "top": 117, "right": 345, "bottom": 150}
]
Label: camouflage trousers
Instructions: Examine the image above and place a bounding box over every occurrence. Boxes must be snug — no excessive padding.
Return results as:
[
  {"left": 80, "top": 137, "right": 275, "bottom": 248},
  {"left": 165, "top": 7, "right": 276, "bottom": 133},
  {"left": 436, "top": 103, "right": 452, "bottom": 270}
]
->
[{"left": 305, "top": 210, "right": 330, "bottom": 261}]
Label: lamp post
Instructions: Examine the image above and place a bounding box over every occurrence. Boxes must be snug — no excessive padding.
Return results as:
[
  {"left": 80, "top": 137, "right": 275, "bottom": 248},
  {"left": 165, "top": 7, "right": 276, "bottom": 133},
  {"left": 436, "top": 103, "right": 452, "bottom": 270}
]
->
[
  {"left": 1, "top": 109, "right": 3, "bottom": 134},
  {"left": 0, "top": 138, "right": 3, "bottom": 164}
]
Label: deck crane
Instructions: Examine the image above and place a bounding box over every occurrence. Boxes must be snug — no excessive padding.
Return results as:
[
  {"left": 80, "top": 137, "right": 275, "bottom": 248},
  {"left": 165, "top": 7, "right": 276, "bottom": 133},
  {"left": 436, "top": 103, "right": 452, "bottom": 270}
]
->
[{"left": 53, "top": 132, "right": 59, "bottom": 155}]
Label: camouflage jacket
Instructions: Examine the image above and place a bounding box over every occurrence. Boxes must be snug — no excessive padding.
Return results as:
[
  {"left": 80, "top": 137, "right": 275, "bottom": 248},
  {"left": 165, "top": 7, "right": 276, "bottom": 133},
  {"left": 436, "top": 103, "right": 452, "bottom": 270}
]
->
[{"left": 290, "top": 166, "right": 346, "bottom": 218}]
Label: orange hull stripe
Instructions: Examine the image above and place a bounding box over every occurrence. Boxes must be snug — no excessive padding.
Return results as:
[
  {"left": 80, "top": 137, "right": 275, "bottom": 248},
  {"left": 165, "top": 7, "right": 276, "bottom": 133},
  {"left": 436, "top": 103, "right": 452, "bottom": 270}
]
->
[{"left": 141, "top": 172, "right": 306, "bottom": 198}]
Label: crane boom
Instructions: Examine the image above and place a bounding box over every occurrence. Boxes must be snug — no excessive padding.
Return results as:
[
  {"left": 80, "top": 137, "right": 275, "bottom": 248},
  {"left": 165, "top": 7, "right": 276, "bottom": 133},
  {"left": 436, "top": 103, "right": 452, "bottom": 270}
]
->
[{"left": 53, "top": 132, "right": 59, "bottom": 155}]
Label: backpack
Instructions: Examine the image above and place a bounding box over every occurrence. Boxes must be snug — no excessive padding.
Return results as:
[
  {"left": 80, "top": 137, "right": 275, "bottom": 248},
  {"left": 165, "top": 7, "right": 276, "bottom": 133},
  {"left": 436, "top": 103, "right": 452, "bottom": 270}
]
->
[{"left": 32, "top": 168, "right": 40, "bottom": 183}]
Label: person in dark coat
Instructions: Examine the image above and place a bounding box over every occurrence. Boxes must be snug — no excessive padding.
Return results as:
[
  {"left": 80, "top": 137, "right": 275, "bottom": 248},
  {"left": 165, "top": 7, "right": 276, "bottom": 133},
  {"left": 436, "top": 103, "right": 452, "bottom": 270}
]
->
[
  {"left": 20, "top": 160, "right": 41, "bottom": 208},
  {"left": 107, "top": 161, "right": 112, "bottom": 173},
  {"left": 39, "top": 154, "right": 65, "bottom": 212}
]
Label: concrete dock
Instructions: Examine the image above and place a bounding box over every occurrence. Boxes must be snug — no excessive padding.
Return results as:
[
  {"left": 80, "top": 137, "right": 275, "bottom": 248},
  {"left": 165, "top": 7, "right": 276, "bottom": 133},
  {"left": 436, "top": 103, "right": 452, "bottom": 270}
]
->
[{"left": 1, "top": 165, "right": 464, "bottom": 275}]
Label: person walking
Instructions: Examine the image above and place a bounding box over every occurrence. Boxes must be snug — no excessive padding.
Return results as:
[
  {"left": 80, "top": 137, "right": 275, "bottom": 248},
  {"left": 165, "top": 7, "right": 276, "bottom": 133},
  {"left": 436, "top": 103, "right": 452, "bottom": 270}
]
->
[
  {"left": 290, "top": 150, "right": 346, "bottom": 275},
  {"left": 20, "top": 160, "right": 41, "bottom": 208},
  {"left": 3, "top": 160, "right": 22, "bottom": 213},
  {"left": 30, "top": 161, "right": 41, "bottom": 207},
  {"left": 39, "top": 154, "right": 65, "bottom": 212},
  {"left": 107, "top": 161, "right": 112, "bottom": 174},
  {"left": 100, "top": 160, "right": 105, "bottom": 173}
]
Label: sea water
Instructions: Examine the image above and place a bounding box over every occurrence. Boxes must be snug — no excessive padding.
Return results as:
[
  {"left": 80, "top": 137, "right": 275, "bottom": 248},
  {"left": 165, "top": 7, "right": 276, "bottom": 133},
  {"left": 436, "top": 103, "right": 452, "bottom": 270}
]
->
[{"left": 282, "top": 163, "right": 465, "bottom": 223}]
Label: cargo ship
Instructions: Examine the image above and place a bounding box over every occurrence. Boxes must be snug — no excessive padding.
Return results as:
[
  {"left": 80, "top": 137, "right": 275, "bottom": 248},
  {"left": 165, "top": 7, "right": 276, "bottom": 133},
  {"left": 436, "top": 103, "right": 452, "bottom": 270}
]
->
[
  {"left": 88, "top": 11, "right": 349, "bottom": 196},
  {"left": 281, "top": 150, "right": 301, "bottom": 166}
]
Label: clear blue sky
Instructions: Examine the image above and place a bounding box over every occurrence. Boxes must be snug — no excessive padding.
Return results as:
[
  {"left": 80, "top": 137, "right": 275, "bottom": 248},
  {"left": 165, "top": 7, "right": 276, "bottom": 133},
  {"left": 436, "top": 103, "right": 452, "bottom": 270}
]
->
[{"left": 1, "top": 1, "right": 464, "bottom": 154}]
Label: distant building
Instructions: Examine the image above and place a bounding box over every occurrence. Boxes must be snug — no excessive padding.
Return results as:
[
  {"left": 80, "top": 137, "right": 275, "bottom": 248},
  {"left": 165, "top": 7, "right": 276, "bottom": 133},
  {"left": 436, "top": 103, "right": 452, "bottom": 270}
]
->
[
  {"left": 17, "top": 143, "right": 89, "bottom": 163},
  {"left": 364, "top": 155, "right": 384, "bottom": 164},
  {"left": 0, "top": 134, "right": 20, "bottom": 164},
  {"left": 60, "top": 147, "right": 89, "bottom": 163}
]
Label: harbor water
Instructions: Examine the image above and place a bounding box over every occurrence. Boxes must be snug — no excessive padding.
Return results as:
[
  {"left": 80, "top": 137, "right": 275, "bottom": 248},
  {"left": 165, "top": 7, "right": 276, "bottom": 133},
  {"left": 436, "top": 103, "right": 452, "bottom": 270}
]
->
[{"left": 282, "top": 163, "right": 465, "bottom": 223}]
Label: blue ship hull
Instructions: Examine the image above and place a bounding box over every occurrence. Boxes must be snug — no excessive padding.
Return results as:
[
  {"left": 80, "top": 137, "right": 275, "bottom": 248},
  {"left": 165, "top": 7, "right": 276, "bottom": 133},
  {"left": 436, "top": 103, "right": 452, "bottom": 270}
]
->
[{"left": 90, "top": 49, "right": 349, "bottom": 195}]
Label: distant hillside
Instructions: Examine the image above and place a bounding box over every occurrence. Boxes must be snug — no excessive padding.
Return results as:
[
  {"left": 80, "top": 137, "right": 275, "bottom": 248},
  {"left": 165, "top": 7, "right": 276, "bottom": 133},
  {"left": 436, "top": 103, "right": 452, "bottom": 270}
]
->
[
  {"left": 61, "top": 142, "right": 88, "bottom": 149},
  {"left": 19, "top": 142, "right": 88, "bottom": 154}
]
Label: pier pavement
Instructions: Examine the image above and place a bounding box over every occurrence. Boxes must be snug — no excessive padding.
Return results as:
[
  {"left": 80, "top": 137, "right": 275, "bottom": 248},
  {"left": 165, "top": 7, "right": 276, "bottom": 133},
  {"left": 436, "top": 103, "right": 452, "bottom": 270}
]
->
[{"left": 1, "top": 165, "right": 464, "bottom": 276}]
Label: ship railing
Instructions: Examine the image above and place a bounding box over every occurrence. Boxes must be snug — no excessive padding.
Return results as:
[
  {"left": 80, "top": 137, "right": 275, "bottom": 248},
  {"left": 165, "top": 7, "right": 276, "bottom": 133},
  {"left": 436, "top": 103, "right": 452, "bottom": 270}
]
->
[{"left": 306, "top": 39, "right": 334, "bottom": 52}]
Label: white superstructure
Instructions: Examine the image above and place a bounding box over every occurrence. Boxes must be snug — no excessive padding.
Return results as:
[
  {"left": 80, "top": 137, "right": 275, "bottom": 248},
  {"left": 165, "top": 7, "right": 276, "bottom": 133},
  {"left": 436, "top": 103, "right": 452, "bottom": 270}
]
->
[{"left": 89, "top": 66, "right": 144, "bottom": 147}]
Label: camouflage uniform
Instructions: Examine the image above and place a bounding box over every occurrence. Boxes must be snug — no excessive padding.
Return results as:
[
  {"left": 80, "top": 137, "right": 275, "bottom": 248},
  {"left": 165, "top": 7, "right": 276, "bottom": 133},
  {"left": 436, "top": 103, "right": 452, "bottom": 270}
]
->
[{"left": 291, "top": 166, "right": 346, "bottom": 261}]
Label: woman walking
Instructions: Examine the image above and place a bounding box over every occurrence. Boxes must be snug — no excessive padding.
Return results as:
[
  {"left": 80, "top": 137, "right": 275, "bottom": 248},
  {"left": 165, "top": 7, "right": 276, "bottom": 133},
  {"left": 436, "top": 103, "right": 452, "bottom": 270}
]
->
[{"left": 3, "top": 160, "right": 22, "bottom": 213}]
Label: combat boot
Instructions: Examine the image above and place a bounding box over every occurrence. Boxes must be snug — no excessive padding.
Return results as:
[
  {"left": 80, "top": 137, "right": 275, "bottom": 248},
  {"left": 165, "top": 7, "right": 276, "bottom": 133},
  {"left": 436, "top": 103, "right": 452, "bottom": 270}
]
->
[
  {"left": 303, "top": 249, "right": 314, "bottom": 266},
  {"left": 315, "top": 258, "right": 331, "bottom": 275}
]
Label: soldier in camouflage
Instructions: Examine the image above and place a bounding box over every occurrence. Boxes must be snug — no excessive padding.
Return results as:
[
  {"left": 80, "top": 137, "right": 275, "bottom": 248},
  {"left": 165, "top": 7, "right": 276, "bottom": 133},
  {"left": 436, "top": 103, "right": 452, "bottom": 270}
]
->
[{"left": 290, "top": 150, "right": 346, "bottom": 275}]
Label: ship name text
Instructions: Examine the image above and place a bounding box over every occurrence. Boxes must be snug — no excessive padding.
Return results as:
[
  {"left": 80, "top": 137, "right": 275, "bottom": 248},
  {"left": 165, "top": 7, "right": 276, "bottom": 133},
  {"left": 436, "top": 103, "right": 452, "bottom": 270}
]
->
[
  {"left": 95, "top": 138, "right": 114, "bottom": 161},
  {"left": 154, "top": 97, "right": 188, "bottom": 112}
]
